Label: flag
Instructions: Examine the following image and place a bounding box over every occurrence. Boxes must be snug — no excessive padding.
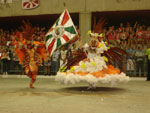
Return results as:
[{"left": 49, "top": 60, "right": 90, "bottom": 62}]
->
[
  {"left": 45, "top": 9, "right": 78, "bottom": 56},
  {"left": 22, "top": 0, "right": 39, "bottom": 9}
]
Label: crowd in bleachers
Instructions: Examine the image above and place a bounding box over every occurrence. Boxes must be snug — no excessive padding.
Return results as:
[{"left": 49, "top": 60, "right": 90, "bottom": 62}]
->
[
  {"left": 101, "top": 22, "right": 150, "bottom": 50},
  {"left": 102, "top": 22, "right": 150, "bottom": 77},
  {"left": 0, "top": 21, "right": 150, "bottom": 76},
  {"left": 0, "top": 25, "right": 47, "bottom": 45},
  {"left": 99, "top": 22, "right": 150, "bottom": 77}
]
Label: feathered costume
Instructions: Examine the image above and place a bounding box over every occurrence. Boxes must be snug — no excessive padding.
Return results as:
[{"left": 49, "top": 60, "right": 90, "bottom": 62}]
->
[
  {"left": 55, "top": 17, "right": 129, "bottom": 89},
  {"left": 13, "top": 21, "right": 46, "bottom": 88}
]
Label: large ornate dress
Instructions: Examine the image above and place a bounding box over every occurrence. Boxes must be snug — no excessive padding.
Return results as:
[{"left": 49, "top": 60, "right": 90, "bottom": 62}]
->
[
  {"left": 55, "top": 40, "right": 130, "bottom": 88},
  {"left": 55, "top": 17, "right": 130, "bottom": 88}
]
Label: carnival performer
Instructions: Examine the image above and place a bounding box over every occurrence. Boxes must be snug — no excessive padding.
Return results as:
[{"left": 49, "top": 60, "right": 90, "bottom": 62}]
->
[
  {"left": 12, "top": 21, "right": 46, "bottom": 88},
  {"left": 55, "top": 17, "right": 130, "bottom": 89}
]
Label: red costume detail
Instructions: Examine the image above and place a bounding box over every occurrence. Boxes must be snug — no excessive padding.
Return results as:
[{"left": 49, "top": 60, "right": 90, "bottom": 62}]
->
[{"left": 13, "top": 21, "right": 46, "bottom": 88}]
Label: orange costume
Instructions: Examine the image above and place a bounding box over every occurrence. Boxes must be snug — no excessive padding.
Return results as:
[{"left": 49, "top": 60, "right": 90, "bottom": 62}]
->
[{"left": 13, "top": 21, "right": 46, "bottom": 88}]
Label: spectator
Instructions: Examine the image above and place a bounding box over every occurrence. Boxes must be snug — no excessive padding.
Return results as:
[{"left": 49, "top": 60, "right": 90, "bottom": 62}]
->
[
  {"left": 114, "top": 29, "right": 121, "bottom": 48},
  {"left": 126, "top": 53, "right": 135, "bottom": 76},
  {"left": 145, "top": 26, "right": 150, "bottom": 47},
  {"left": 44, "top": 54, "right": 51, "bottom": 75},
  {"left": 60, "top": 46, "right": 68, "bottom": 66},
  {"left": 12, "top": 52, "right": 22, "bottom": 74},
  {"left": 146, "top": 44, "right": 150, "bottom": 81},
  {"left": 118, "top": 23, "right": 124, "bottom": 33},
  {"left": 107, "top": 26, "right": 116, "bottom": 47},
  {"left": 135, "top": 26, "right": 145, "bottom": 48},
  {"left": 120, "top": 28, "right": 128, "bottom": 50},
  {"left": 66, "top": 44, "right": 73, "bottom": 64},
  {"left": 135, "top": 45, "right": 145, "bottom": 77},
  {"left": 50, "top": 49, "right": 61, "bottom": 75},
  {"left": 128, "top": 32, "right": 135, "bottom": 49},
  {"left": 1, "top": 47, "right": 9, "bottom": 75}
]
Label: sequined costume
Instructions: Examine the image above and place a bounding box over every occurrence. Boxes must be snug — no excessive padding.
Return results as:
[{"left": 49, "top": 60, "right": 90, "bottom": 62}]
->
[{"left": 13, "top": 21, "right": 46, "bottom": 88}]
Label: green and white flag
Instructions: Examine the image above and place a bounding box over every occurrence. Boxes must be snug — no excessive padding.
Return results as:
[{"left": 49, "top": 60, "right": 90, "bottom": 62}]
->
[{"left": 45, "top": 9, "right": 77, "bottom": 56}]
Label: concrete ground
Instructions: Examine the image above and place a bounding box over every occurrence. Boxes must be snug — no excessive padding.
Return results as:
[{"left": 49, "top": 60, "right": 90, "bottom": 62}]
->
[{"left": 0, "top": 75, "right": 150, "bottom": 113}]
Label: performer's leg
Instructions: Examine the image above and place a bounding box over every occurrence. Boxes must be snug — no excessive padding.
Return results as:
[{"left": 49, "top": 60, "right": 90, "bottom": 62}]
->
[
  {"left": 25, "top": 66, "right": 32, "bottom": 78},
  {"left": 30, "top": 71, "right": 37, "bottom": 88}
]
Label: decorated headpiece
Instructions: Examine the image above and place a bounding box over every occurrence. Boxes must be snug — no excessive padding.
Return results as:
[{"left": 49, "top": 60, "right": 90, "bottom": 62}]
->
[
  {"left": 20, "top": 20, "right": 35, "bottom": 41},
  {"left": 88, "top": 17, "right": 106, "bottom": 38}
]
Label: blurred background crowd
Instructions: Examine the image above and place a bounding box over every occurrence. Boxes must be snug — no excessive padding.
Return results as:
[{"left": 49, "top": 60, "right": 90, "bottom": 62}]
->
[{"left": 0, "top": 21, "right": 149, "bottom": 77}]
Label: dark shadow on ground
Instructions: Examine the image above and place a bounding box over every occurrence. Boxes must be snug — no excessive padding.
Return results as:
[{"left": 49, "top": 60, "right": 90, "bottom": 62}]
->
[
  {"left": 58, "top": 86, "right": 127, "bottom": 95},
  {"left": 63, "top": 86, "right": 125, "bottom": 92}
]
